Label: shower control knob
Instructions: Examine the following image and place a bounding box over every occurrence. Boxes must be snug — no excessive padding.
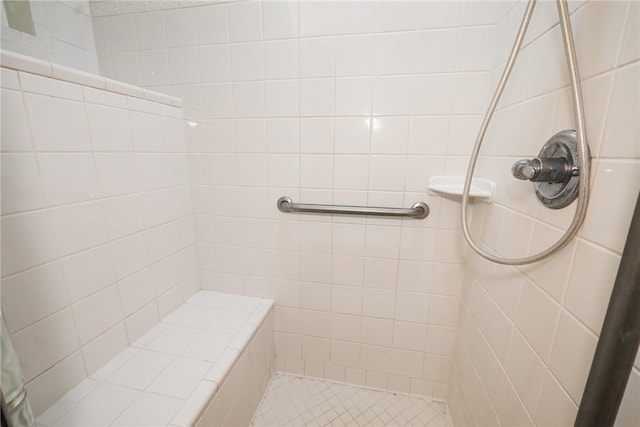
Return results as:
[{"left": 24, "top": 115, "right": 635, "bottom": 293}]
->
[
  {"left": 511, "top": 157, "right": 572, "bottom": 183},
  {"left": 512, "top": 159, "right": 540, "bottom": 180}
]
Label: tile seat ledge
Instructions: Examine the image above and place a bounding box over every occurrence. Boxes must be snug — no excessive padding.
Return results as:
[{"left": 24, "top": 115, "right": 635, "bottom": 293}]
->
[{"left": 36, "top": 291, "right": 275, "bottom": 427}]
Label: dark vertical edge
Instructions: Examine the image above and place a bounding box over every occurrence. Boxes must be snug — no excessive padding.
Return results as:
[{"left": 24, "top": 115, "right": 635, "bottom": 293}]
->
[{"left": 575, "top": 191, "right": 640, "bottom": 426}]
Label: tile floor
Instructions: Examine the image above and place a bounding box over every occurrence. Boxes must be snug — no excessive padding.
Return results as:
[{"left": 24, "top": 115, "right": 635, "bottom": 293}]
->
[
  {"left": 251, "top": 374, "right": 453, "bottom": 427},
  {"left": 36, "top": 291, "right": 273, "bottom": 427}
]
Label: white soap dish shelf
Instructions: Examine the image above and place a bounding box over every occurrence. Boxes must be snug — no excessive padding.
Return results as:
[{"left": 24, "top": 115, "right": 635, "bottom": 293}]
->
[{"left": 428, "top": 176, "right": 495, "bottom": 203}]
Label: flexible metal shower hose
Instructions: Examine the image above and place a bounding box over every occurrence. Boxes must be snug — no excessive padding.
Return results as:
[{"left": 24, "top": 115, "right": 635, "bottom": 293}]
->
[{"left": 461, "top": 0, "right": 591, "bottom": 265}]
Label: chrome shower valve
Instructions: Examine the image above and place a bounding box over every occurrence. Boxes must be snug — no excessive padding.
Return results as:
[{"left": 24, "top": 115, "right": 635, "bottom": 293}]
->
[
  {"left": 509, "top": 130, "right": 587, "bottom": 209},
  {"left": 511, "top": 157, "right": 574, "bottom": 183}
]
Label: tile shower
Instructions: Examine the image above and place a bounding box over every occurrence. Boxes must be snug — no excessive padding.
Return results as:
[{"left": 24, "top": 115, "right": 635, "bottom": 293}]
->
[{"left": 1, "top": 0, "right": 638, "bottom": 426}]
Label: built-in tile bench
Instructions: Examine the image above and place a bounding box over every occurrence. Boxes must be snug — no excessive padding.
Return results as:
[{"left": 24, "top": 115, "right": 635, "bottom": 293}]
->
[{"left": 36, "top": 291, "right": 275, "bottom": 427}]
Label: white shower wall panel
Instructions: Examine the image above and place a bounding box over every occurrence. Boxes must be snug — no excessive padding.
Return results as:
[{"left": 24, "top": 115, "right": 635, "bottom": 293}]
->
[
  {"left": 449, "top": 0, "right": 640, "bottom": 425},
  {"left": 0, "top": 52, "right": 197, "bottom": 415},
  {"left": 92, "top": 0, "right": 518, "bottom": 399}
]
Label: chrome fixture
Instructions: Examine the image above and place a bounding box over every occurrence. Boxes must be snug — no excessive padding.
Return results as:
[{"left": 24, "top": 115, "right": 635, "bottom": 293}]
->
[
  {"left": 461, "top": 0, "right": 591, "bottom": 265},
  {"left": 277, "top": 197, "right": 429, "bottom": 219},
  {"left": 511, "top": 130, "right": 586, "bottom": 209}
]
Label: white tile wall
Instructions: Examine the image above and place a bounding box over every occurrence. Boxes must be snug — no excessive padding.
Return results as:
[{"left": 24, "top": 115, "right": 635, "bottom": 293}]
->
[
  {"left": 89, "top": 0, "right": 525, "bottom": 402},
  {"left": 0, "top": 1, "right": 99, "bottom": 73},
  {"left": 2, "top": 1, "right": 636, "bottom": 425},
  {"left": 448, "top": 0, "right": 640, "bottom": 426},
  {"left": 0, "top": 58, "right": 196, "bottom": 415}
]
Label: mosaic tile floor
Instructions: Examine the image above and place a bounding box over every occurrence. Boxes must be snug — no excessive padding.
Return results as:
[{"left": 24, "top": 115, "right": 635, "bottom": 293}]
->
[{"left": 251, "top": 374, "right": 452, "bottom": 427}]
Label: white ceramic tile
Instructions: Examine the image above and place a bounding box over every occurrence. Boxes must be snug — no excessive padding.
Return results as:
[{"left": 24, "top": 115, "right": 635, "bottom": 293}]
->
[
  {"left": 147, "top": 356, "right": 212, "bottom": 399},
  {"left": 335, "top": 34, "right": 374, "bottom": 77},
  {"left": 300, "top": 78, "right": 334, "bottom": 116},
  {"left": 23, "top": 93, "right": 91, "bottom": 151},
  {"left": 264, "top": 39, "right": 298, "bottom": 79},
  {"left": 1, "top": 262, "right": 68, "bottom": 333},
  {"left": 101, "top": 195, "right": 144, "bottom": 241},
  {"left": 390, "top": 349, "right": 424, "bottom": 378},
  {"left": 195, "top": 4, "right": 228, "bottom": 45},
  {"left": 457, "top": 27, "right": 496, "bottom": 72},
  {"left": 363, "top": 257, "right": 398, "bottom": 290},
  {"left": 72, "top": 285, "right": 122, "bottom": 345},
  {"left": 136, "top": 153, "right": 169, "bottom": 191},
  {"left": 165, "top": 8, "right": 197, "bottom": 48},
  {"left": 299, "top": 117, "right": 333, "bottom": 154},
  {"left": 618, "top": 0, "right": 639, "bottom": 66},
  {"left": 368, "top": 156, "right": 406, "bottom": 191},
  {"left": 370, "top": 116, "right": 410, "bottom": 154},
  {"left": 49, "top": 201, "right": 108, "bottom": 255},
  {"left": 418, "top": 2, "right": 461, "bottom": 29},
  {"left": 300, "top": 155, "right": 333, "bottom": 189},
  {"left": 362, "top": 288, "right": 396, "bottom": 319},
  {"left": 572, "top": 0, "right": 628, "bottom": 78},
  {"left": 168, "top": 47, "right": 200, "bottom": 84},
  {"left": 335, "top": 1, "right": 376, "bottom": 34},
  {"left": 1, "top": 88, "right": 33, "bottom": 152},
  {"left": 82, "top": 323, "right": 128, "bottom": 376},
  {"left": 0, "top": 210, "right": 58, "bottom": 276},
  {"left": 0, "top": 152, "right": 45, "bottom": 214},
  {"left": 376, "top": 1, "right": 418, "bottom": 32},
  {"left": 549, "top": 311, "right": 598, "bottom": 403},
  {"left": 534, "top": 372, "right": 578, "bottom": 427},
  {"left": 615, "top": 368, "right": 640, "bottom": 427},
  {"left": 61, "top": 244, "right": 116, "bottom": 303},
  {"left": 227, "top": 1, "right": 262, "bottom": 42},
  {"left": 374, "top": 32, "right": 415, "bottom": 76},
  {"left": 181, "top": 329, "right": 232, "bottom": 362},
  {"left": 199, "top": 45, "right": 230, "bottom": 83},
  {"left": 11, "top": 309, "right": 78, "bottom": 382},
  {"left": 582, "top": 160, "right": 640, "bottom": 253},
  {"left": 334, "top": 117, "right": 371, "bottom": 154},
  {"left": 263, "top": 1, "right": 298, "bottom": 40},
  {"left": 394, "top": 321, "right": 428, "bottom": 352},
  {"left": 394, "top": 292, "right": 430, "bottom": 324},
  {"left": 413, "top": 29, "right": 458, "bottom": 74},
  {"left": 170, "top": 380, "right": 218, "bottom": 427},
  {"left": 130, "top": 111, "right": 163, "bottom": 152},
  {"left": 111, "top": 392, "right": 182, "bottom": 426},
  {"left": 601, "top": 63, "right": 640, "bottom": 159},
  {"left": 19, "top": 72, "right": 83, "bottom": 101},
  {"left": 335, "top": 77, "right": 372, "bottom": 116},
  {"left": 94, "top": 153, "right": 138, "bottom": 197},
  {"left": 104, "top": 14, "right": 137, "bottom": 52},
  {"left": 265, "top": 80, "right": 299, "bottom": 117},
  {"left": 37, "top": 153, "right": 98, "bottom": 205},
  {"left": 52, "top": 383, "right": 139, "bottom": 427},
  {"left": 452, "top": 72, "right": 491, "bottom": 115},
  {"left": 300, "top": 37, "right": 334, "bottom": 78},
  {"left": 397, "top": 260, "right": 434, "bottom": 294},
  {"left": 147, "top": 224, "right": 178, "bottom": 268},
  {"left": 106, "top": 349, "right": 174, "bottom": 391},
  {"left": 232, "top": 81, "right": 265, "bottom": 117},
  {"left": 230, "top": 42, "right": 264, "bottom": 81},
  {"left": 139, "top": 50, "right": 171, "bottom": 87},
  {"left": 110, "top": 231, "right": 150, "bottom": 279},
  {"left": 236, "top": 154, "right": 268, "bottom": 187},
  {"left": 110, "top": 51, "right": 143, "bottom": 86},
  {"left": 505, "top": 331, "right": 546, "bottom": 414},
  {"left": 134, "top": 12, "right": 166, "bottom": 50},
  {"left": 564, "top": 240, "right": 620, "bottom": 334},
  {"left": 299, "top": 1, "right": 336, "bottom": 37},
  {"left": 145, "top": 324, "right": 200, "bottom": 355},
  {"left": 36, "top": 378, "right": 100, "bottom": 427}
]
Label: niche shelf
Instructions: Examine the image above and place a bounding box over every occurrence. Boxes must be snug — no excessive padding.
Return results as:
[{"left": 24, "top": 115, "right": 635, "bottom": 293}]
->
[{"left": 428, "top": 176, "right": 495, "bottom": 203}]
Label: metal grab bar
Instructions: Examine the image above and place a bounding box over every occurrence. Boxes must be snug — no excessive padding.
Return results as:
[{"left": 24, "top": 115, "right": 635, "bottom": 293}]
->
[{"left": 277, "top": 196, "right": 429, "bottom": 219}]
